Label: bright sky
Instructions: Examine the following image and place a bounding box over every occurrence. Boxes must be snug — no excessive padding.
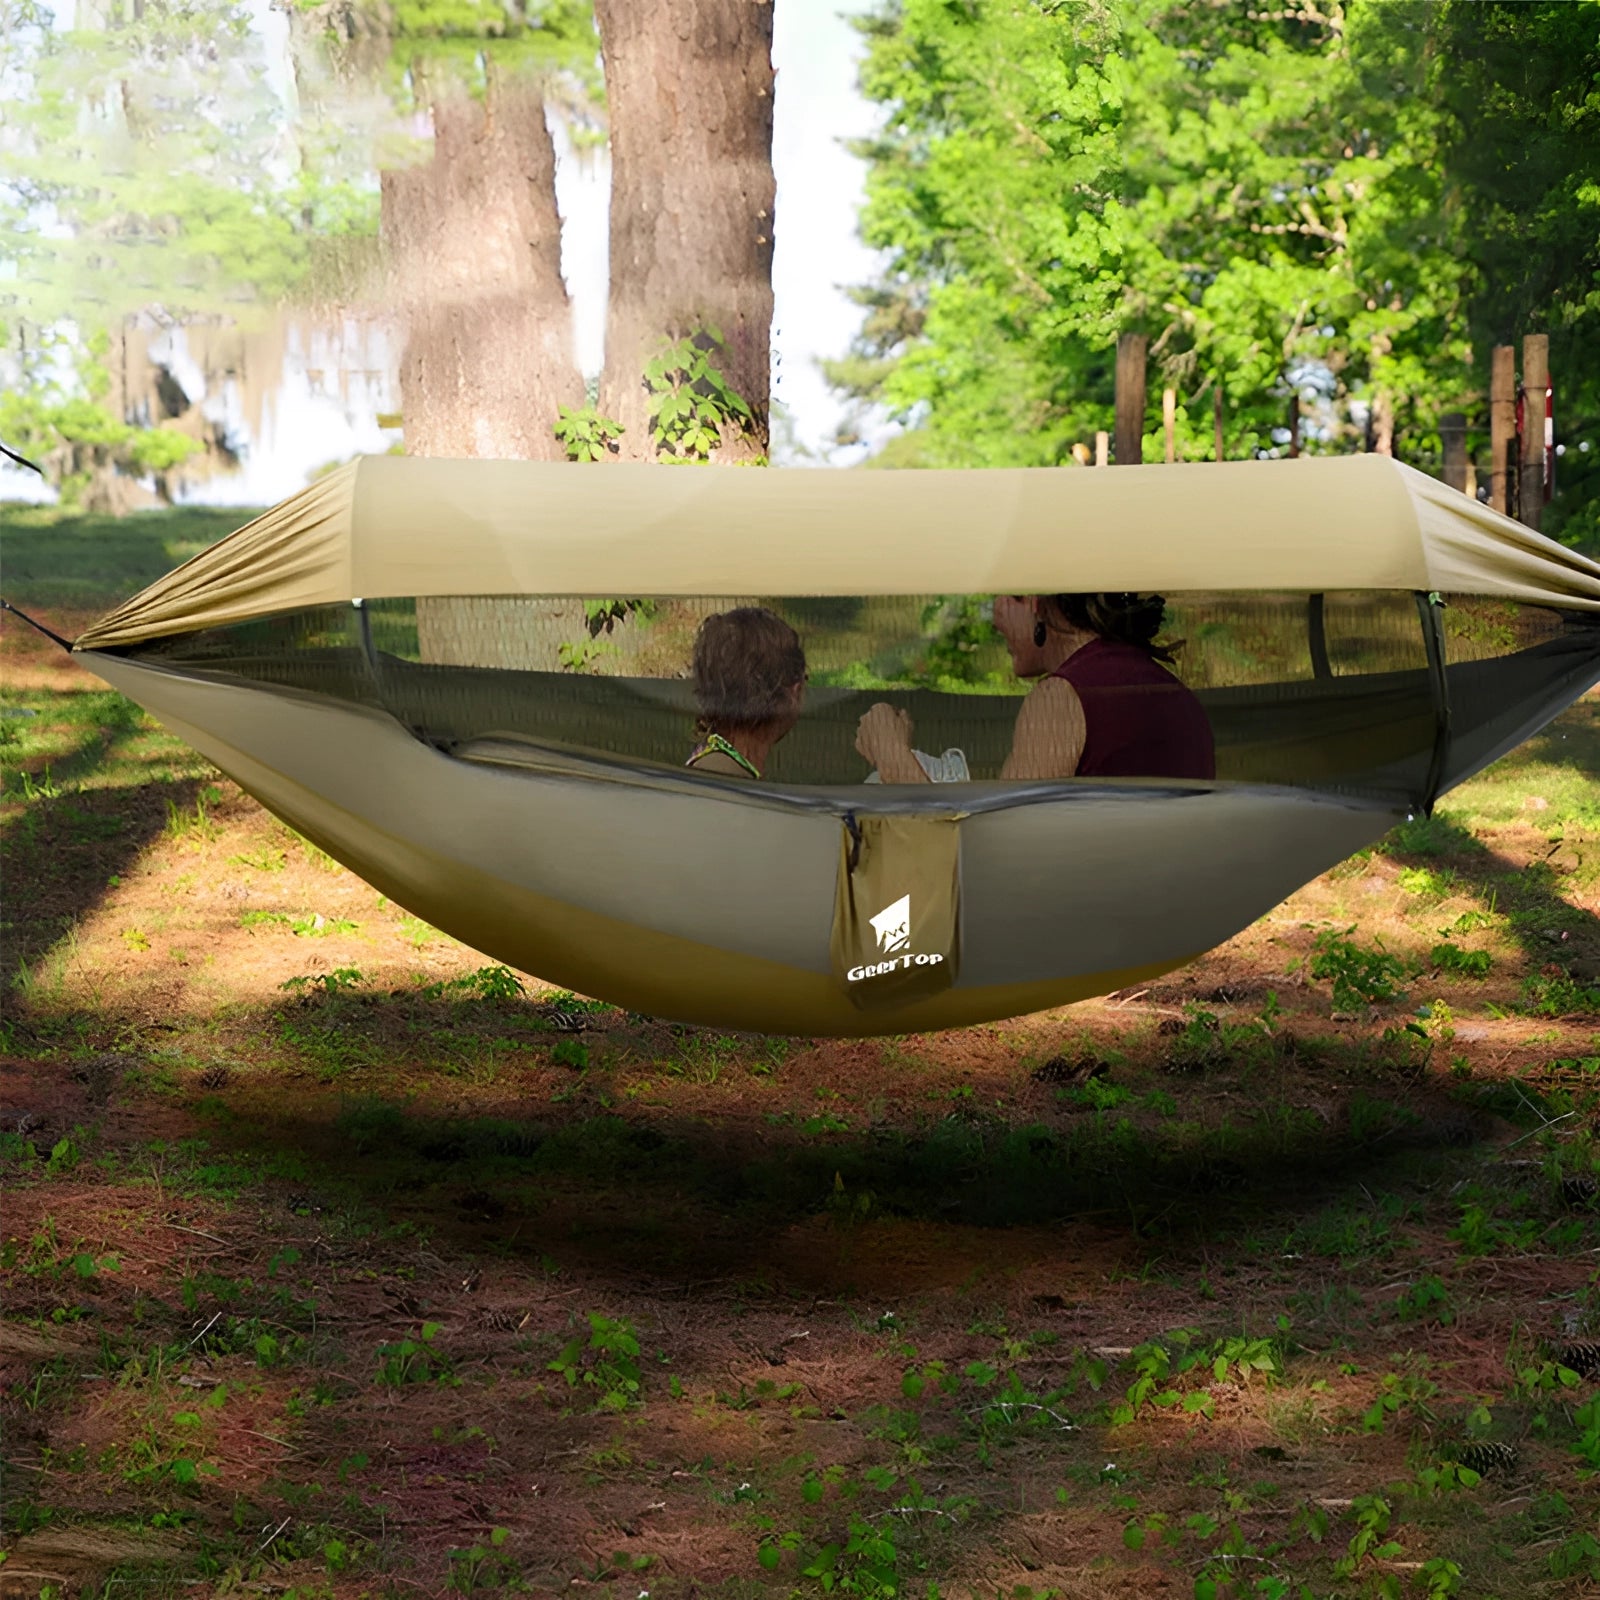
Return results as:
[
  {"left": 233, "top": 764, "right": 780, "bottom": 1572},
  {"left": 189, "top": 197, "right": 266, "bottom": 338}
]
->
[{"left": 0, "top": 1, "right": 884, "bottom": 505}]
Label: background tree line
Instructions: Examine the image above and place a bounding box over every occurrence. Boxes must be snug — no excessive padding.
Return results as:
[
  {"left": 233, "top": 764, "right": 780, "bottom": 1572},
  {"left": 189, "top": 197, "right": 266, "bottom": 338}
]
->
[
  {"left": 1, "top": 0, "right": 1594, "bottom": 553},
  {"left": 829, "top": 0, "right": 1600, "bottom": 550}
]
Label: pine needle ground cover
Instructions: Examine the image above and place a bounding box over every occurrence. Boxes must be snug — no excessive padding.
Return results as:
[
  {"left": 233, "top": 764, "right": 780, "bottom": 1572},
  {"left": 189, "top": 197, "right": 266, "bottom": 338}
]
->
[{"left": 3, "top": 509, "right": 1599, "bottom": 1599}]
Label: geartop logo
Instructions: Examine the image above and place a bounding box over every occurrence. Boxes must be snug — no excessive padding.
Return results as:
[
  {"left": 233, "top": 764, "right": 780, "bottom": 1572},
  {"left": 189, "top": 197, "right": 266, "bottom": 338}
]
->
[
  {"left": 848, "top": 892, "right": 946, "bottom": 984},
  {"left": 871, "top": 894, "right": 911, "bottom": 954}
]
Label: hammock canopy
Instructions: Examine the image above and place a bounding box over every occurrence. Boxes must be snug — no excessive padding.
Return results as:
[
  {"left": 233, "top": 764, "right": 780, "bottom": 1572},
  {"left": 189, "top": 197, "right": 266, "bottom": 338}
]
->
[{"left": 73, "top": 454, "right": 1600, "bottom": 1036}]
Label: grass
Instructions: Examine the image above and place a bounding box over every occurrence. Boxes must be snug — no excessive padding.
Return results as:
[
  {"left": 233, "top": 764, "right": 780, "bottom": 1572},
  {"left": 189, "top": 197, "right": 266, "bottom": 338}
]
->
[{"left": 3, "top": 504, "right": 1600, "bottom": 1595}]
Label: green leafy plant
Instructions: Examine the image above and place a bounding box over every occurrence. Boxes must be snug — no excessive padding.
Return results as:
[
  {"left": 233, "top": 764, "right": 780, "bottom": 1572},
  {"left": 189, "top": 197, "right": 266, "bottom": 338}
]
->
[
  {"left": 282, "top": 966, "right": 364, "bottom": 996},
  {"left": 1333, "top": 1493, "right": 1401, "bottom": 1580},
  {"left": 376, "top": 1321, "right": 454, "bottom": 1386},
  {"left": 1394, "top": 1275, "right": 1454, "bottom": 1325},
  {"left": 644, "top": 328, "right": 756, "bottom": 461},
  {"left": 1430, "top": 941, "right": 1492, "bottom": 978},
  {"left": 550, "top": 1037, "right": 588, "bottom": 1070},
  {"left": 1362, "top": 1369, "right": 1439, "bottom": 1433},
  {"left": 419, "top": 965, "right": 524, "bottom": 1002},
  {"left": 164, "top": 794, "right": 221, "bottom": 844},
  {"left": 1311, "top": 928, "right": 1411, "bottom": 1010},
  {"left": 547, "top": 1312, "right": 642, "bottom": 1411},
  {"left": 448, "top": 1526, "right": 519, "bottom": 1592},
  {"left": 1453, "top": 1202, "right": 1539, "bottom": 1257},
  {"left": 1518, "top": 971, "right": 1600, "bottom": 1017},
  {"left": 552, "top": 404, "right": 624, "bottom": 462}
]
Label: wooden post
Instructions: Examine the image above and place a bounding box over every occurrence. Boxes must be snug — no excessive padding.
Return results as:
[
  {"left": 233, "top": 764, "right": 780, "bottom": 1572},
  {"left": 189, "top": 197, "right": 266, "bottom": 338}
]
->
[
  {"left": 1519, "top": 333, "right": 1549, "bottom": 529},
  {"left": 1213, "top": 380, "right": 1224, "bottom": 462},
  {"left": 1441, "top": 412, "right": 1467, "bottom": 493},
  {"left": 1288, "top": 394, "right": 1301, "bottom": 458},
  {"left": 1114, "top": 332, "right": 1147, "bottom": 465},
  {"left": 1488, "top": 344, "right": 1516, "bottom": 515},
  {"left": 1162, "top": 387, "right": 1176, "bottom": 464},
  {"left": 1094, "top": 430, "right": 1109, "bottom": 467}
]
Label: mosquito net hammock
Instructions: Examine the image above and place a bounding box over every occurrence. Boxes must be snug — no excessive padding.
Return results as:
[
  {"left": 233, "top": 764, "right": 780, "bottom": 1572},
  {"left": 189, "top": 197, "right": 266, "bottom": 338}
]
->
[{"left": 68, "top": 454, "right": 1600, "bottom": 1037}]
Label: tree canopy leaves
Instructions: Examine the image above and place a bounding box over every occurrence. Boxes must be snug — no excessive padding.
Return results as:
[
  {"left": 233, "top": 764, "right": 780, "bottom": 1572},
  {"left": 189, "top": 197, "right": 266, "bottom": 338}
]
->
[{"left": 834, "top": 0, "right": 1599, "bottom": 547}]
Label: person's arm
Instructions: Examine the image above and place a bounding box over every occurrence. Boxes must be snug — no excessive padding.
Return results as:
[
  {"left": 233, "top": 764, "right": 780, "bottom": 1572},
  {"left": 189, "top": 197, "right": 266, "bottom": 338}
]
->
[
  {"left": 855, "top": 703, "right": 930, "bottom": 783},
  {"left": 1000, "top": 677, "right": 1086, "bottom": 781}
]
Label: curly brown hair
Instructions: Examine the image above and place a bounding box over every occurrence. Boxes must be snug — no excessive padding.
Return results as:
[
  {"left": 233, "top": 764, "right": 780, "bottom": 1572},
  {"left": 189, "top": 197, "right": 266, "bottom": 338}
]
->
[{"left": 691, "top": 607, "right": 807, "bottom": 735}]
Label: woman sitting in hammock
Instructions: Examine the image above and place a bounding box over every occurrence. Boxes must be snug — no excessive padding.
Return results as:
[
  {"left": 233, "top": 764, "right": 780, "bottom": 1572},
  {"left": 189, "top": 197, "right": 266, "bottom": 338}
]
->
[
  {"left": 686, "top": 607, "right": 807, "bottom": 780},
  {"left": 856, "top": 593, "right": 1214, "bottom": 783}
]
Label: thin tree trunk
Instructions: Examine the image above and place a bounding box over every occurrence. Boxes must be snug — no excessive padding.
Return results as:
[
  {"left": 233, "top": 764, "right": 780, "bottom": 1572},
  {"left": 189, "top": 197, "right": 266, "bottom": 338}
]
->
[
  {"left": 594, "top": 0, "right": 775, "bottom": 463},
  {"left": 381, "top": 70, "right": 584, "bottom": 666},
  {"left": 1113, "top": 333, "right": 1146, "bottom": 465}
]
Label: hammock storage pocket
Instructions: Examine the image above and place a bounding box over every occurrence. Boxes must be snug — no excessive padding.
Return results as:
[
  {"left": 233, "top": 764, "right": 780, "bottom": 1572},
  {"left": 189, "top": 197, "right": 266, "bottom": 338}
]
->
[{"left": 832, "top": 813, "right": 963, "bottom": 1011}]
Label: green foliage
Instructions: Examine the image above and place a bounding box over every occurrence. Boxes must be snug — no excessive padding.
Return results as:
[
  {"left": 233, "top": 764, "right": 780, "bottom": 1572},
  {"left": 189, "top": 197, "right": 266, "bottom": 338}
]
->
[
  {"left": 418, "top": 965, "right": 525, "bottom": 1001},
  {"left": 553, "top": 405, "right": 625, "bottom": 462},
  {"left": 1310, "top": 928, "right": 1410, "bottom": 1011},
  {"left": 547, "top": 1312, "right": 642, "bottom": 1411},
  {"left": 448, "top": 1526, "right": 518, "bottom": 1593},
  {"left": 644, "top": 329, "right": 757, "bottom": 461},
  {"left": 1333, "top": 1493, "right": 1400, "bottom": 1580},
  {"left": 579, "top": 598, "right": 658, "bottom": 639},
  {"left": 376, "top": 1321, "right": 455, "bottom": 1386},
  {"left": 1110, "top": 1329, "right": 1280, "bottom": 1426},
  {"left": 913, "top": 595, "right": 1010, "bottom": 689},
  {"left": 1361, "top": 1369, "right": 1438, "bottom": 1434},
  {"left": 282, "top": 967, "right": 365, "bottom": 997},
  {"left": 0, "top": 1, "right": 376, "bottom": 497},
  {"left": 1429, "top": 942, "right": 1492, "bottom": 979},
  {"left": 837, "top": 0, "right": 1600, "bottom": 547},
  {"left": 1393, "top": 1275, "right": 1454, "bottom": 1326},
  {"left": 1517, "top": 970, "right": 1600, "bottom": 1017},
  {"left": 0, "top": 390, "right": 201, "bottom": 509},
  {"left": 1453, "top": 1201, "right": 1539, "bottom": 1257},
  {"left": 240, "top": 910, "right": 359, "bottom": 939}
]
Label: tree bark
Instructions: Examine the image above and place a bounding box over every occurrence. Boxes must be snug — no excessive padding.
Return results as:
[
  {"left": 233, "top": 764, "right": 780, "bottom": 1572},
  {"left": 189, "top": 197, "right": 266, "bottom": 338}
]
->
[
  {"left": 1113, "top": 333, "right": 1146, "bottom": 465},
  {"left": 1440, "top": 411, "right": 1467, "bottom": 493},
  {"left": 1519, "top": 332, "right": 1549, "bottom": 530},
  {"left": 1488, "top": 344, "right": 1516, "bottom": 515},
  {"left": 381, "top": 70, "right": 584, "bottom": 667},
  {"left": 594, "top": 0, "right": 775, "bottom": 463},
  {"left": 382, "top": 74, "right": 581, "bottom": 461}
]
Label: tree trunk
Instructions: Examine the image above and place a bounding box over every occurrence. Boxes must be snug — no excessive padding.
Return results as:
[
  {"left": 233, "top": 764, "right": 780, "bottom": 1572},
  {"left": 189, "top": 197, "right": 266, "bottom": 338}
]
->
[
  {"left": 594, "top": 0, "right": 775, "bottom": 464},
  {"left": 382, "top": 74, "right": 582, "bottom": 461},
  {"left": 381, "top": 70, "right": 584, "bottom": 666},
  {"left": 1113, "top": 333, "right": 1146, "bottom": 465},
  {"left": 1371, "top": 391, "right": 1394, "bottom": 458}
]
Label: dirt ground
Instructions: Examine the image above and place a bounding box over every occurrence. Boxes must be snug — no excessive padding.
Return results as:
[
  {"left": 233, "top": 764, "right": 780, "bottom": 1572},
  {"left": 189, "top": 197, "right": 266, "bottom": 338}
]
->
[{"left": 3, "top": 615, "right": 1599, "bottom": 1600}]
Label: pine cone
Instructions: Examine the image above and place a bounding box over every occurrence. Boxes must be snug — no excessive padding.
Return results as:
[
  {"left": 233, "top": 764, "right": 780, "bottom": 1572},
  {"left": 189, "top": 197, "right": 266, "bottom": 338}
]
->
[
  {"left": 539, "top": 1005, "right": 588, "bottom": 1033},
  {"left": 478, "top": 1307, "right": 527, "bottom": 1332},
  {"left": 1454, "top": 1441, "right": 1519, "bottom": 1476},
  {"left": 1031, "top": 1055, "right": 1107, "bottom": 1085},
  {"left": 1556, "top": 1340, "right": 1600, "bottom": 1379}
]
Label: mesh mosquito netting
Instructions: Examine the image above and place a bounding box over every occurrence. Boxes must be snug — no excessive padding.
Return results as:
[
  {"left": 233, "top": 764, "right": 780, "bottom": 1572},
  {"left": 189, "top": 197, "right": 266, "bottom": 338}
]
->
[{"left": 114, "top": 589, "right": 1599, "bottom": 810}]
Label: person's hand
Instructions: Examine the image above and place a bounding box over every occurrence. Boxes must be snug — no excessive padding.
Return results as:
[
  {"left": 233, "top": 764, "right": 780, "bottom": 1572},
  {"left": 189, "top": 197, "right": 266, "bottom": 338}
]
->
[{"left": 855, "top": 702, "right": 914, "bottom": 768}]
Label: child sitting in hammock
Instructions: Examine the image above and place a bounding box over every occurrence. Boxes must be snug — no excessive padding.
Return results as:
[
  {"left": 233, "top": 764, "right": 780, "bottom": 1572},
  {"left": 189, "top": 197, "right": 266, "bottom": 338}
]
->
[{"left": 686, "top": 607, "right": 807, "bottom": 780}]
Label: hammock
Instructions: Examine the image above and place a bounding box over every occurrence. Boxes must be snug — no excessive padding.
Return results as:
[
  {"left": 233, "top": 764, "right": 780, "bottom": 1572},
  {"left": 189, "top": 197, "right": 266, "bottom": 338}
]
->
[{"left": 68, "top": 454, "right": 1600, "bottom": 1037}]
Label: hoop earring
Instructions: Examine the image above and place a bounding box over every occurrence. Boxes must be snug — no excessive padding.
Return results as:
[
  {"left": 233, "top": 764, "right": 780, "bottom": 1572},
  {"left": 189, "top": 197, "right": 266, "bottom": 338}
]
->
[{"left": 1033, "top": 619, "right": 1048, "bottom": 648}]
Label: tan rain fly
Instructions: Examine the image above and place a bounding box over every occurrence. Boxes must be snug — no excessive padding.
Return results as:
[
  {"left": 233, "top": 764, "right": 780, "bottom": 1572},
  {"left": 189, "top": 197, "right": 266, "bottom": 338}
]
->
[{"left": 75, "top": 453, "right": 1600, "bottom": 650}]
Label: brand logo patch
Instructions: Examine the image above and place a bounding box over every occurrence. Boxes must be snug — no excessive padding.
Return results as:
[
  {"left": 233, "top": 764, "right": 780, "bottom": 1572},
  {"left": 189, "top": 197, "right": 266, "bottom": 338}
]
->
[
  {"left": 847, "top": 891, "right": 944, "bottom": 984},
  {"left": 870, "top": 894, "right": 911, "bottom": 954}
]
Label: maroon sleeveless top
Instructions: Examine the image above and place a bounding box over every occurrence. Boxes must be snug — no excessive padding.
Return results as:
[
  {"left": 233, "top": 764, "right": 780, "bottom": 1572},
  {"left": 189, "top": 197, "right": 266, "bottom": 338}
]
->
[{"left": 1051, "top": 639, "right": 1215, "bottom": 780}]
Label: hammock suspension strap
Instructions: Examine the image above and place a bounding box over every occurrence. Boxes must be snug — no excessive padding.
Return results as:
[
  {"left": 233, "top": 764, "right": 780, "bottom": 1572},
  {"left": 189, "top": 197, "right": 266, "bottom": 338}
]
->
[
  {"left": 0, "top": 598, "right": 72, "bottom": 652},
  {"left": 1415, "top": 590, "right": 1453, "bottom": 816}
]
